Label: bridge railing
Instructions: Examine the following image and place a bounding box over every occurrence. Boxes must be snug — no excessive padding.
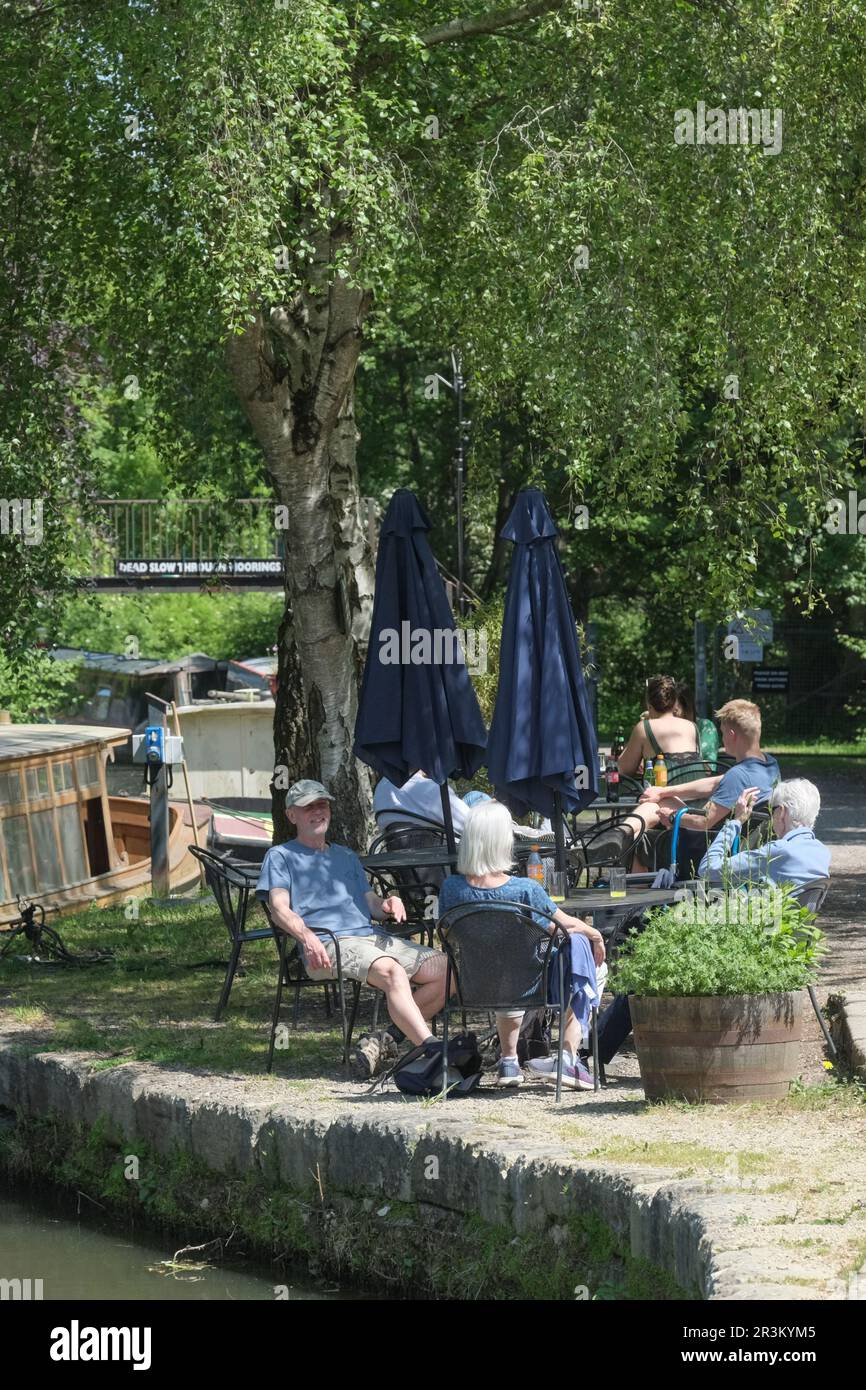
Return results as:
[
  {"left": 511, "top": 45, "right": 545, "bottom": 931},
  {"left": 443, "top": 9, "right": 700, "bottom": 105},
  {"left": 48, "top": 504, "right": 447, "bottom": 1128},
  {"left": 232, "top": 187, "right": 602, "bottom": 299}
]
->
[
  {"left": 92, "top": 498, "right": 282, "bottom": 565},
  {"left": 88, "top": 497, "right": 478, "bottom": 607}
]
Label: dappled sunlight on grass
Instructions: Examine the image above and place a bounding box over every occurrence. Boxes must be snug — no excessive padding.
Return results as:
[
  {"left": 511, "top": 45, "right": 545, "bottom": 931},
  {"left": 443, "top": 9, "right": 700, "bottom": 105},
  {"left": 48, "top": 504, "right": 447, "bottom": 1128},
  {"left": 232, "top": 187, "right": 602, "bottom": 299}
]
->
[{"left": 0, "top": 899, "right": 351, "bottom": 1077}]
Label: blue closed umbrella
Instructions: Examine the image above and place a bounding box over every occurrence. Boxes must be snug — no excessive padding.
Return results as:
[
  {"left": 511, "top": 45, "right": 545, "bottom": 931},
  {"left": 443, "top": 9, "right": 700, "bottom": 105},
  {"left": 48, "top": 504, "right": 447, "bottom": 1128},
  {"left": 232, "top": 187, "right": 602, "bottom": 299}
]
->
[
  {"left": 353, "top": 489, "right": 487, "bottom": 849},
  {"left": 486, "top": 488, "right": 598, "bottom": 867}
]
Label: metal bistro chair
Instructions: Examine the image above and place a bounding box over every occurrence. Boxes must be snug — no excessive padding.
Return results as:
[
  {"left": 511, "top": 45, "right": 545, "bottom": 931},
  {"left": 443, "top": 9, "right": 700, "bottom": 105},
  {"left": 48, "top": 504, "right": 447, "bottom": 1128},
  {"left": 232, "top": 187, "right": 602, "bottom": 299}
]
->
[
  {"left": 263, "top": 901, "right": 363, "bottom": 1073},
  {"left": 791, "top": 878, "right": 836, "bottom": 1059},
  {"left": 608, "top": 773, "right": 643, "bottom": 798},
  {"left": 568, "top": 817, "right": 638, "bottom": 888},
  {"left": 264, "top": 841, "right": 432, "bottom": 1072},
  {"left": 437, "top": 900, "right": 596, "bottom": 1102},
  {"left": 366, "top": 818, "right": 450, "bottom": 934},
  {"left": 190, "top": 846, "right": 273, "bottom": 1020}
]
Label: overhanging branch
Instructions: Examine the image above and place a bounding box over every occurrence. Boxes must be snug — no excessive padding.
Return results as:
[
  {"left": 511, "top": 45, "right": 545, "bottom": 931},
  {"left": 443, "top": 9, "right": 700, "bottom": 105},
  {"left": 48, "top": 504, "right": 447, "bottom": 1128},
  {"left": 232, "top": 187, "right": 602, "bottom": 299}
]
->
[{"left": 420, "top": 0, "right": 568, "bottom": 48}]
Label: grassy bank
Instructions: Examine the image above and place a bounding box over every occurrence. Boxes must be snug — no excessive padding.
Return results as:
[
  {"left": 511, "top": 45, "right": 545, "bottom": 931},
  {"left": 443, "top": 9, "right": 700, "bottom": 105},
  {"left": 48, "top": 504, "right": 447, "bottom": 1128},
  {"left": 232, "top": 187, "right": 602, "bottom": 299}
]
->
[
  {"left": 0, "top": 897, "right": 344, "bottom": 1077},
  {"left": 0, "top": 1110, "right": 690, "bottom": 1301},
  {"left": 765, "top": 742, "right": 866, "bottom": 780}
]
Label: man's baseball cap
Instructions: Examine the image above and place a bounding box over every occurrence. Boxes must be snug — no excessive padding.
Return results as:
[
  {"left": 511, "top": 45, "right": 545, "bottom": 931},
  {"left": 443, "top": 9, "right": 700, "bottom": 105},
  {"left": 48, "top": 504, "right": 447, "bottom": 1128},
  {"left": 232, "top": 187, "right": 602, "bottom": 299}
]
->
[{"left": 285, "top": 779, "right": 334, "bottom": 808}]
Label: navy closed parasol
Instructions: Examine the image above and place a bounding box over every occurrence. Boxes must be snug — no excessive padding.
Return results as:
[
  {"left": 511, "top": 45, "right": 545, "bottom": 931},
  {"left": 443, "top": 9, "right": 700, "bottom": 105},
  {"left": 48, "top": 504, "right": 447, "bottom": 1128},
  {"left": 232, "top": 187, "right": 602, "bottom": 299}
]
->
[
  {"left": 353, "top": 490, "right": 487, "bottom": 848},
  {"left": 486, "top": 488, "right": 598, "bottom": 866}
]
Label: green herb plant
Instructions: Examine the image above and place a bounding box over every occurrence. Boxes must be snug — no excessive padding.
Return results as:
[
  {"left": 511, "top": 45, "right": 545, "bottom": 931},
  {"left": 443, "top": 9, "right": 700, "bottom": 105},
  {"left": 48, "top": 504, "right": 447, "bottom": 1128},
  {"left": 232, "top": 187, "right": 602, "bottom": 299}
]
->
[{"left": 609, "top": 887, "right": 823, "bottom": 998}]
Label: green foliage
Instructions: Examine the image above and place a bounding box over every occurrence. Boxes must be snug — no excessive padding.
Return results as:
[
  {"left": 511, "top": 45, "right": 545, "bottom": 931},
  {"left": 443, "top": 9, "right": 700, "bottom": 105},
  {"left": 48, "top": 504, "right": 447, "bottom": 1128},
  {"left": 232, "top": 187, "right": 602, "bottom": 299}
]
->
[
  {"left": 462, "top": 595, "right": 503, "bottom": 725},
  {"left": 55, "top": 592, "right": 282, "bottom": 663},
  {"left": 610, "top": 887, "right": 823, "bottom": 997},
  {"left": 0, "top": 648, "right": 80, "bottom": 723}
]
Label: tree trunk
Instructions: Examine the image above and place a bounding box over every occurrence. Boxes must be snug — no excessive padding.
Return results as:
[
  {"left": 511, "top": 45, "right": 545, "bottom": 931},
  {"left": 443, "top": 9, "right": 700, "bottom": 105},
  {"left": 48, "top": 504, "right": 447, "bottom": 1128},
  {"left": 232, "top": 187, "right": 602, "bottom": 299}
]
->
[{"left": 225, "top": 228, "right": 376, "bottom": 850}]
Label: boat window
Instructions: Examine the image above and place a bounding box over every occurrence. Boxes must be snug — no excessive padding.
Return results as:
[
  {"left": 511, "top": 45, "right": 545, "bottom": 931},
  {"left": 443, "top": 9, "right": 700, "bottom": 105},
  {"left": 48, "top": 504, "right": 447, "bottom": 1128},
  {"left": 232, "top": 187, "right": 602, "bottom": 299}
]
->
[
  {"left": 30, "top": 809, "right": 64, "bottom": 890},
  {"left": 78, "top": 754, "right": 100, "bottom": 786},
  {"left": 53, "top": 760, "right": 76, "bottom": 793},
  {"left": 0, "top": 770, "right": 22, "bottom": 805},
  {"left": 91, "top": 686, "right": 112, "bottom": 721},
  {"left": 56, "top": 803, "right": 88, "bottom": 884},
  {"left": 4, "top": 815, "right": 36, "bottom": 897},
  {"left": 25, "top": 765, "right": 51, "bottom": 801}
]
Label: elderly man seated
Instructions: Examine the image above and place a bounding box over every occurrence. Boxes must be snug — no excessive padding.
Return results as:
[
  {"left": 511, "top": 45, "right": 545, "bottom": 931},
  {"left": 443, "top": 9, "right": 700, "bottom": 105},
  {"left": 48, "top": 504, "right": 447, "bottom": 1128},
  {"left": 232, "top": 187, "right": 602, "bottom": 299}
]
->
[
  {"left": 257, "top": 779, "right": 448, "bottom": 1079},
  {"left": 699, "top": 778, "right": 830, "bottom": 888}
]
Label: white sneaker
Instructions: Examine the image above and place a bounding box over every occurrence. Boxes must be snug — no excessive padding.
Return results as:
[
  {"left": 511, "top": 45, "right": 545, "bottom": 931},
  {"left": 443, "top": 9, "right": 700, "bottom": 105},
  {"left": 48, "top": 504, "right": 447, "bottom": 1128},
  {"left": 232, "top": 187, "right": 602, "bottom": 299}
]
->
[{"left": 527, "top": 1055, "right": 557, "bottom": 1076}]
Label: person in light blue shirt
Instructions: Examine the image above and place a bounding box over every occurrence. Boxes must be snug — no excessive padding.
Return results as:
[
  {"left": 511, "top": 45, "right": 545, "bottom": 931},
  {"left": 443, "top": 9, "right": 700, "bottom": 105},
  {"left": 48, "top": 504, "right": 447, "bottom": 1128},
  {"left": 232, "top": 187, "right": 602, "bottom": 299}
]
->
[
  {"left": 699, "top": 778, "right": 831, "bottom": 889},
  {"left": 437, "top": 801, "right": 605, "bottom": 1090},
  {"left": 258, "top": 778, "right": 448, "bottom": 1078}
]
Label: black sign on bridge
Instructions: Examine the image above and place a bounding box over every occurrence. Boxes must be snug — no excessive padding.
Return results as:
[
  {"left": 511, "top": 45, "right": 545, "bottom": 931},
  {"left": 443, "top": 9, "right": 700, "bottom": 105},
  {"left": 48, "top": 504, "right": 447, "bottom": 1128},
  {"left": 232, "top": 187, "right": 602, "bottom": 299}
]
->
[{"left": 752, "top": 667, "right": 790, "bottom": 694}]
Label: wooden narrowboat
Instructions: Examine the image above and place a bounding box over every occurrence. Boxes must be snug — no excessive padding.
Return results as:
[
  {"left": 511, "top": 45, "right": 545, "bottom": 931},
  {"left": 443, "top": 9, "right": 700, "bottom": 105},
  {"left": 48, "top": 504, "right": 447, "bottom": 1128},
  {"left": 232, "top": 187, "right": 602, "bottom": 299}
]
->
[{"left": 0, "top": 724, "right": 200, "bottom": 926}]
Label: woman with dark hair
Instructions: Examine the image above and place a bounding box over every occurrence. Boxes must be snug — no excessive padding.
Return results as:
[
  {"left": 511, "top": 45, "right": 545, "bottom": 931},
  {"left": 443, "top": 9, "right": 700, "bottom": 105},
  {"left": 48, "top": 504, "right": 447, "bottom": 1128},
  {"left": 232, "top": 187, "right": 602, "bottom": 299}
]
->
[{"left": 617, "top": 674, "right": 701, "bottom": 779}]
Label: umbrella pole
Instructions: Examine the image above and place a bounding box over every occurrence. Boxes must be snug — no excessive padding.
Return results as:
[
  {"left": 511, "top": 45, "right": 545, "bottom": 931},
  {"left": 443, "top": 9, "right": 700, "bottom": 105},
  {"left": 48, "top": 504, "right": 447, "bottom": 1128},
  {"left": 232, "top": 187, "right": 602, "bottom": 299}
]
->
[
  {"left": 553, "top": 790, "right": 566, "bottom": 873},
  {"left": 440, "top": 782, "right": 457, "bottom": 856}
]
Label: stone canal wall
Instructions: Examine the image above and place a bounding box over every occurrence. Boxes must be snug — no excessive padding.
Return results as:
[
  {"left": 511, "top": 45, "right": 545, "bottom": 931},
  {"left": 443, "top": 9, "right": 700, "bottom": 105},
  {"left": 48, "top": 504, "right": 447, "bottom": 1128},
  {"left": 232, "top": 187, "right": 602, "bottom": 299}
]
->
[{"left": 0, "top": 1038, "right": 852, "bottom": 1300}]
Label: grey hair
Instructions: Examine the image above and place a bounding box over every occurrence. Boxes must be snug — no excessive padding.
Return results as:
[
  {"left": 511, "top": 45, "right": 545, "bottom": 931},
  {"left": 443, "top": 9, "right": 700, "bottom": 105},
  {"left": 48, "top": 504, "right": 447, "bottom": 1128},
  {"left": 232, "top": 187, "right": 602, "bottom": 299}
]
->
[
  {"left": 456, "top": 800, "right": 514, "bottom": 877},
  {"left": 769, "top": 778, "right": 820, "bottom": 830}
]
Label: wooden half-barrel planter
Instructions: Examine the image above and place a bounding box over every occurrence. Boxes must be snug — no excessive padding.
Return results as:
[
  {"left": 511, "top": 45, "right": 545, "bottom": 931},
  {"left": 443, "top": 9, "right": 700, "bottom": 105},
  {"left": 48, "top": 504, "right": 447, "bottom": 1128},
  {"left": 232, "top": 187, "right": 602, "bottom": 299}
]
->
[{"left": 630, "top": 992, "right": 804, "bottom": 1103}]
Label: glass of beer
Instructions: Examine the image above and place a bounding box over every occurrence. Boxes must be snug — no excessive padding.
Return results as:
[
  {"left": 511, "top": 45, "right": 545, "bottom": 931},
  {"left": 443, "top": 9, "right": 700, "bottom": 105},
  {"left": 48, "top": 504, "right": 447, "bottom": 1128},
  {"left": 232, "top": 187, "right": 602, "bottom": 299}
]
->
[
  {"left": 609, "top": 868, "right": 627, "bottom": 899},
  {"left": 549, "top": 870, "right": 568, "bottom": 903}
]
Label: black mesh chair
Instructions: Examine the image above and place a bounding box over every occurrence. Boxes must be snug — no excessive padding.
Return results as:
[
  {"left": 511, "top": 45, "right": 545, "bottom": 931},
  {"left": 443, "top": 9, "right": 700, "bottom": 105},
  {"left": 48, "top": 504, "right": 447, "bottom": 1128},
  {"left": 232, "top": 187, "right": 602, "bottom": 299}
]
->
[
  {"left": 190, "top": 846, "right": 272, "bottom": 1020},
  {"left": 568, "top": 817, "right": 637, "bottom": 887},
  {"left": 664, "top": 760, "right": 718, "bottom": 789},
  {"left": 262, "top": 889, "right": 430, "bottom": 1073},
  {"left": 791, "top": 878, "right": 835, "bottom": 1058},
  {"left": 610, "top": 773, "right": 643, "bottom": 798},
  {"left": 437, "top": 900, "right": 599, "bottom": 1101},
  {"left": 742, "top": 810, "right": 773, "bottom": 850},
  {"left": 366, "top": 820, "right": 449, "bottom": 931},
  {"left": 262, "top": 901, "right": 363, "bottom": 1072}
]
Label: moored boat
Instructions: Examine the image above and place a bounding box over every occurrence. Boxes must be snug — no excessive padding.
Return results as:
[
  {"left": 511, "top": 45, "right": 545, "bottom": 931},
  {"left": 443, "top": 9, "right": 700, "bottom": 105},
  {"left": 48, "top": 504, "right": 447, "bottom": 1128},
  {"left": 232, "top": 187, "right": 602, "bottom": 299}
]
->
[{"left": 0, "top": 724, "right": 200, "bottom": 925}]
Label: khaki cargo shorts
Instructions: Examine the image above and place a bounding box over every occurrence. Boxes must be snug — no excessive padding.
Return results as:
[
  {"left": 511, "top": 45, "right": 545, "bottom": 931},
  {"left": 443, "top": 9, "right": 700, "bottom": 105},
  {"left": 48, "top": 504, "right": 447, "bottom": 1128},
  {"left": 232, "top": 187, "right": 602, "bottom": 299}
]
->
[{"left": 305, "top": 931, "right": 443, "bottom": 985}]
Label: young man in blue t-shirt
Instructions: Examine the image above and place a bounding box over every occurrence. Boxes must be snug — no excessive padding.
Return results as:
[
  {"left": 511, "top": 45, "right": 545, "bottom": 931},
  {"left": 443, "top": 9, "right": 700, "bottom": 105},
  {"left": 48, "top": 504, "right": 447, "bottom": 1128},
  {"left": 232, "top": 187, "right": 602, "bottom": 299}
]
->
[
  {"left": 257, "top": 780, "right": 448, "bottom": 1077},
  {"left": 638, "top": 699, "right": 781, "bottom": 875}
]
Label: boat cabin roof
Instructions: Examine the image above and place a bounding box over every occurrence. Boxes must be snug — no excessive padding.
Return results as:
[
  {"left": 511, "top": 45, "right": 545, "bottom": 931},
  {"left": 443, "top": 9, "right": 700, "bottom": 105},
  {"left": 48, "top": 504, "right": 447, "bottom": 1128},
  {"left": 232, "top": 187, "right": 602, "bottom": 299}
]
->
[
  {"left": 0, "top": 724, "right": 131, "bottom": 763},
  {"left": 49, "top": 647, "right": 220, "bottom": 677}
]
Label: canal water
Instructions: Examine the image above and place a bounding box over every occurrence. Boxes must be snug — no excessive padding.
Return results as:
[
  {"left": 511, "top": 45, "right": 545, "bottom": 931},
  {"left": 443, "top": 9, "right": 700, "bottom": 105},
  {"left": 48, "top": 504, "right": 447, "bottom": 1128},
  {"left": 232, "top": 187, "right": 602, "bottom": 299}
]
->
[{"left": 0, "top": 1188, "right": 366, "bottom": 1301}]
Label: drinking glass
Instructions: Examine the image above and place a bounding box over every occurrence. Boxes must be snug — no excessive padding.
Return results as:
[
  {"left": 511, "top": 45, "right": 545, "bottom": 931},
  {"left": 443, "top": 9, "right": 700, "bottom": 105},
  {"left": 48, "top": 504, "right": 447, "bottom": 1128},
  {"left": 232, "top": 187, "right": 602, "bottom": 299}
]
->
[
  {"left": 609, "top": 868, "right": 627, "bottom": 899},
  {"left": 549, "top": 870, "right": 567, "bottom": 903}
]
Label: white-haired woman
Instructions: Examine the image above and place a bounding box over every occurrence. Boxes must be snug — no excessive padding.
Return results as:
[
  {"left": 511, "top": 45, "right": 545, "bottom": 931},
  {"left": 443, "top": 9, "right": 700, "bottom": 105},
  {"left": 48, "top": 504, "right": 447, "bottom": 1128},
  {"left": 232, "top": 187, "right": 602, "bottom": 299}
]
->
[
  {"left": 437, "top": 800, "right": 605, "bottom": 1090},
  {"left": 699, "top": 778, "right": 830, "bottom": 889}
]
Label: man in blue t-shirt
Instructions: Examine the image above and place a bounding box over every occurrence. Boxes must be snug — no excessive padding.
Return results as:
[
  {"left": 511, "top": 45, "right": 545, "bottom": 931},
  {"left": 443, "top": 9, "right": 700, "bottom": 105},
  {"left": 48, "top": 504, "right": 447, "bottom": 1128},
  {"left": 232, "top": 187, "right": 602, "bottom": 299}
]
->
[
  {"left": 257, "top": 780, "right": 447, "bottom": 1077},
  {"left": 638, "top": 699, "right": 781, "bottom": 876}
]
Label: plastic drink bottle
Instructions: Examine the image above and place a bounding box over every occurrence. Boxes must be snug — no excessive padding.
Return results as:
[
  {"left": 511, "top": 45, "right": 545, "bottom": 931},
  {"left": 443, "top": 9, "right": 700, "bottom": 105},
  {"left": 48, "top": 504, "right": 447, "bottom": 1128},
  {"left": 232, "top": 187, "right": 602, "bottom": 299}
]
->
[
  {"left": 527, "top": 847, "right": 544, "bottom": 883},
  {"left": 643, "top": 758, "right": 654, "bottom": 790},
  {"left": 654, "top": 755, "right": 668, "bottom": 787}
]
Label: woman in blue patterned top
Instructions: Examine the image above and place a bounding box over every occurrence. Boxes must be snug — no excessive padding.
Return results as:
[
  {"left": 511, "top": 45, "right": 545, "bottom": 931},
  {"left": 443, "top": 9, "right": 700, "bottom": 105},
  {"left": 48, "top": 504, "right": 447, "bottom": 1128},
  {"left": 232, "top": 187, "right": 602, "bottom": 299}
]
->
[{"left": 438, "top": 801, "right": 605, "bottom": 1090}]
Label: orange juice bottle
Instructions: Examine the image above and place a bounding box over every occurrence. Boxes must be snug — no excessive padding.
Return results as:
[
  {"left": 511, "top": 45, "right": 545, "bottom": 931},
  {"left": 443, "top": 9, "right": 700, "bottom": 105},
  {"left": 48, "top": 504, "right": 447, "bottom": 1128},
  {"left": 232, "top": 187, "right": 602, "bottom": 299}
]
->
[{"left": 527, "top": 846, "right": 544, "bottom": 883}]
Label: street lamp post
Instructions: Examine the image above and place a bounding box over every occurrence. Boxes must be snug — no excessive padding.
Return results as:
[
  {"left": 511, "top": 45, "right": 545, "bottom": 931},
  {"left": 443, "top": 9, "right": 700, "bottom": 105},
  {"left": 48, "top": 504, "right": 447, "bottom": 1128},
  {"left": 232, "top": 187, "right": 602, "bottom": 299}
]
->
[{"left": 433, "top": 350, "right": 471, "bottom": 617}]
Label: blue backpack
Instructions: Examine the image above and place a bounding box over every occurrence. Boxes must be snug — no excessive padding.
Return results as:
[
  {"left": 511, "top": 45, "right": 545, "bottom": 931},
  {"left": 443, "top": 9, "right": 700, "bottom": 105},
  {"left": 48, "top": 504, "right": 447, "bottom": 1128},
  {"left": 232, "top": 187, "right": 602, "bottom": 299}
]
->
[{"left": 393, "top": 1033, "right": 483, "bottom": 1097}]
